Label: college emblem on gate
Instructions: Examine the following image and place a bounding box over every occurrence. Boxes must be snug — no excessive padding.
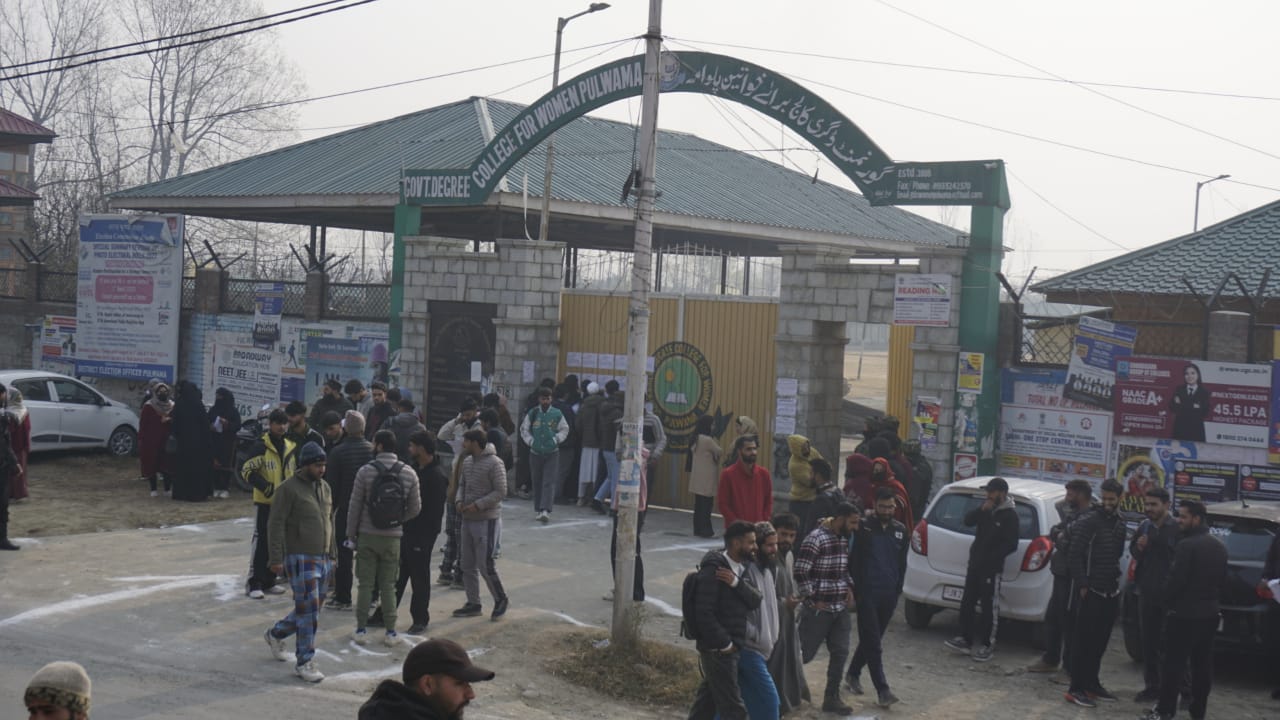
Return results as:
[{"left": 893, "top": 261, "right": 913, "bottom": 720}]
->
[{"left": 648, "top": 341, "right": 714, "bottom": 452}]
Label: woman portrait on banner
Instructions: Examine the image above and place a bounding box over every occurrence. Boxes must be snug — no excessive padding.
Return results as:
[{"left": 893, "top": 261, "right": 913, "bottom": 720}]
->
[
  {"left": 6, "top": 387, "right": 30, "bottom": 501},
  {"left": 139, "top": 380, "right": 176, "bottom": 497},
  {"left": 170, "top": 381, "right": 214, "bottom": 501},
  {"left": 1169, "top": 362, "right": 1210, "bottom": 443},
  {"left": 208, "top": 387, "right": 242, "bottom": 499}
]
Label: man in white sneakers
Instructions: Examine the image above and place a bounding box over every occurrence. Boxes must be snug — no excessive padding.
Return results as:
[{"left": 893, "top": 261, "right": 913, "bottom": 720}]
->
[
  {"left": 264, "top": 442, "right": 335, "bottom": 683},
  {"left": 348, "top": 430, "right": 422, "bottom": 647}
]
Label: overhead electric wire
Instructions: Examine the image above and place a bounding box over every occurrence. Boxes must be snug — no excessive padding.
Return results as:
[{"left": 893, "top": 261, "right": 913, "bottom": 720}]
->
[
  {"left": 1006, "top": 168, "right": 1131, "bottom": 252},
  {"left": 51, "top": 38, "right": 635, "bottom": 141},
  {"left": 873, "top": 0, "right": 1280, "bottom": 162},
  {"left": 1, "top": 0, "right": 354, "bottom": 72},
  {"left": 0, "top": 0, "right": 383, "bottom": 83},
  {"left": 668, "top": 36, "right": 1280, "bottom": 104}
]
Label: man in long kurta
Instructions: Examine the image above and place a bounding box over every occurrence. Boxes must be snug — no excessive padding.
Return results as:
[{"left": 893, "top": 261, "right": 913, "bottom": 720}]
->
[{"left": 768, "top": 512, "right": 811, "bottom": 714}]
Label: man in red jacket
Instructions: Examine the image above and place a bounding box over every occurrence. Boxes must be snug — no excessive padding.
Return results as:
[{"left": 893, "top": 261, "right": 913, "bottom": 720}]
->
[{"left": 718, "top": 436, "right": 773, "bottom": 529}]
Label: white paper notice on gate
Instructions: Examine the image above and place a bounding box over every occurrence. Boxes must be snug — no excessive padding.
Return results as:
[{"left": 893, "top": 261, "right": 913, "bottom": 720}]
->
[{"left": 893, "top": 273, "right": 952, "bottom": 327}]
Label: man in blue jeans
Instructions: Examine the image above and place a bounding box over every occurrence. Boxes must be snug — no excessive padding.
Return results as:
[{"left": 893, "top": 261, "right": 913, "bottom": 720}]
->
[
  {"left": 740, "top": 522, "right": 782, "bottom": 720},
  {"left": 846, "top": 487, "right": 909, "bottom": 708},
  {"left": 519, "top": 387, "right": 567, "bottom": 523}
]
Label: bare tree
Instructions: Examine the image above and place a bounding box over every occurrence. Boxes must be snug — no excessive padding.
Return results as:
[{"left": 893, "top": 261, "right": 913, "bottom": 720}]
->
[{"left": 120, "top": 0, "right": 303, "bottom": 182}]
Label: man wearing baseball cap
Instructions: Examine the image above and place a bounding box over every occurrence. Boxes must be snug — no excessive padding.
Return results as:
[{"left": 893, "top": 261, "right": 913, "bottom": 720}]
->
[
  {"left": 265, "top": 441, "right": 335, "bottom": 683},
  {"left": 24, "top": 661, "right": 92, "bottom": 720},
  {"left": 359, "top": 638, "right": 496, "bottom": 719},
  {"left": 943, "top": 477, "right": 1020, "bottom": 663}
]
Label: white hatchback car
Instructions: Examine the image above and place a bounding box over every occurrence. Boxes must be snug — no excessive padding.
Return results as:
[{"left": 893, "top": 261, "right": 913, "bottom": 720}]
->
[
  {"left": 902, "top": 476, "right": 1063, "bottom": 633},
  {"left": 0, "top": 370, "right": 140, "bottom": 456}
]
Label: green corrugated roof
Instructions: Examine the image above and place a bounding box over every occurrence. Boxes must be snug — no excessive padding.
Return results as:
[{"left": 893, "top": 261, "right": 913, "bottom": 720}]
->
[
  {"left": 1033, "top": 199, "right": 1280, "bottom": 299},
  {"left": 113, "top": 97, "right": 959, "bottom": 246}
]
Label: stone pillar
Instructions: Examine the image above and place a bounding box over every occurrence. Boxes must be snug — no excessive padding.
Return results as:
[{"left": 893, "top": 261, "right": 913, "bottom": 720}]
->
[
  {"left": 910, "top": 251, "right": 965, "bottom": 494},
  {"left": 194, "top": 266, "right": 225, "bottom": 314},
  {"left": 304, "top": 270, "right": 326, "bottom": 322},
  {"left": 493, "top": 238, "right": 564, "bottom": 409},
  {"left": 1206, "top": 310, "right": 1250, "bottom": 363},
  {"left": 775, "top": 245, "right": 853, "bottom": 496}
]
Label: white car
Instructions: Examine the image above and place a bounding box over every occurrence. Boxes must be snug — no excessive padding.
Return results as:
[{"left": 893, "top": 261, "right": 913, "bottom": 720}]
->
[
  {"left": 902, "top": 476, "right": 1063, "bottom": 633},
  {"left": 0, "top": 370, "right": 140, "bottom": 456}
]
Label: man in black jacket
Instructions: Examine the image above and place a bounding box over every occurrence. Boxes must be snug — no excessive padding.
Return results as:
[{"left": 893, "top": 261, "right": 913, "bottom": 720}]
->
[
  {"left": 687, "top": 520, "right": 762, "bottom": 720},
  {"left": 1141, "top": 499, "right": 1228, "bottom": 720},
  {"left": 1028, "top": 479, "right": 1094, "bottom": 678},
  {"left": 1064, "top": 479, "right": 1126, "bottom": 707},
  {"left": 396, "top": 430, "right": 447, "bottom": 634},
  {"left": 944, "top": 477, "right": 1020, "bottom": 663},
  {"left": 324, "top": 411, "right": 375, "bottom": 611},
  {"left": 846, "top": 487, "right": 909, "bottom": 708},
  {"left": 1259, "top": 532, "right": 1280, "bottom": 701},
  {"left": 358, "top": 637, "right": 495, "bottom": 720},
  {"left": 1131, "top": 486, "right": 1180, "bottom": 703}
]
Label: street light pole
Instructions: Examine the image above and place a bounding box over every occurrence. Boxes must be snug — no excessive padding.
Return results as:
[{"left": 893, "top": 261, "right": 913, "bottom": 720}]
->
[
  {"left": 537, "top": 2, "right": 610, "bottom": 245},
  {"left": 613, "top": 0, "right": 661, "bottom": 649},
  {"left": 1193, "top": 173, "right": 1230, "bottom": 232}
]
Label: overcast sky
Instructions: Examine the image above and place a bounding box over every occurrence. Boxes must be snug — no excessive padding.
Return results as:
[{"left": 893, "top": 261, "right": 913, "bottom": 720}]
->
[{"left": 259, "top": 0, "right": 1280, "bottom": 283}]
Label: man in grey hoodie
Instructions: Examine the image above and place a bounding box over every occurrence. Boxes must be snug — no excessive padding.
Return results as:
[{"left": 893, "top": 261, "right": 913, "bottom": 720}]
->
[
  {"left": 451, "top": 428, "right": 510, "bottom": 621},
  {"left": 348, "top": 430, "right": 422, "bottom": 647}
]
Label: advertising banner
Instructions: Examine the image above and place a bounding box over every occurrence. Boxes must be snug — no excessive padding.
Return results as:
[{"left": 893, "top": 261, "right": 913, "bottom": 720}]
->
[
  {"left": 1063, "top": 316, "right": 1136, "bottom": 410},
  {"left": 1170, "top": 459, "right": 1239, "bottom": 504},
  {"left": 252, "top": 282, "right": 284, "bottom": 350},
  {"left": 998, "top": 404, "right": 1111, "bottom": 485},
  {"left": 37, "top": 315, "right": 77, "bottom": 375},
  {"left": 957, "top": 352, "right": 984, "bottom": 394},
  {"left": 205, "top": 343, "right": 282, "bottom": 420},
  {"left": 893, "top": 273, "right": 952, "bottom": 327},
  {"left": 1114, "top": 357, "right": 1270, "bottom": 449},
  {"left": 304, "top": 337, "right": 370, "bottom": 406},
  {"left": 75, "top": 214, "right": 183, "bottom": 382},
  {"left": 1241, "top": 465, "right": 1280, "bottom": 503},
  {"left": 913, "top": 396, "right": 941, "bottom": 451}
]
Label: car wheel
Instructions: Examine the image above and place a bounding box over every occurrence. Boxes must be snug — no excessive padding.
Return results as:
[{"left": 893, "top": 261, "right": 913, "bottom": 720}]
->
[
  {"left": 903, "top": 598, "right": 935, "bottom": 629},
  {"left": 108, "top": 426, "right": 137, "bottom": 457}
]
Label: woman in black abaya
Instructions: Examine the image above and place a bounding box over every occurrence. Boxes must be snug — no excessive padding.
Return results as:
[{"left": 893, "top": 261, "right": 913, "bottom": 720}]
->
[
  {"left": 208, "top": 387, "right": 242, "bottom": 499},
  {"left": 170, "top": 380, "right": 213, "bottom": 501}
]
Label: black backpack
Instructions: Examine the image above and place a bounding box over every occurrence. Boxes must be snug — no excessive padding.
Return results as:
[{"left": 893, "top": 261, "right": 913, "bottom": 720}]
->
[
  {"left": 366, "top": 460, "right": 408, "bottom": 529},
  {"left": 679, "top": 567, "right": 701, "bottom": 641}
]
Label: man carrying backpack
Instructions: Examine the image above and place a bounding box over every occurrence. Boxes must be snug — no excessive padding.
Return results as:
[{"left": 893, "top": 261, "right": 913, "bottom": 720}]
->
[
  {"left": 520, "top": 387, "right": 568, "bottom": 523},
  {"left": 348, "top": 430, "right": 422, "bottom": 647},
  {"left": 686, "top": 520, "right": 762, "bottom": 720}
]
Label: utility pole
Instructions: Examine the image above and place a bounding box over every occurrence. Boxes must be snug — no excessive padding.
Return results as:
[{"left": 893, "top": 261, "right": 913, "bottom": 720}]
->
[
  {"left": 613, "top": 0, "right": 662, "bottom": 647},
  {"left": 538, "top": 3, "right": 611, "bottom": 244}
]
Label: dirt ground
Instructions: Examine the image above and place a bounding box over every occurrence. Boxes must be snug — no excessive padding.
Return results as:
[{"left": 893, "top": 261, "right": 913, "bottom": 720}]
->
[{"left": 9, "top": 451, "right": 250, "bottom": 537}]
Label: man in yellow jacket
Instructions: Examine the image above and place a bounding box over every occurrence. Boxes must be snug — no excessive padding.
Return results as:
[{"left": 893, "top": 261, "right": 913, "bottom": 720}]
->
[
  {"left": 242, "top": 408, "right": 297, "bottom": 599},
  {"left": 786, "top": 434, "right": 825, "bottom": 535}
]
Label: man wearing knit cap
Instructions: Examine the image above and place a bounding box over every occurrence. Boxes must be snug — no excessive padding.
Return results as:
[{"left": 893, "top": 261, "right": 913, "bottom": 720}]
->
[
  {"left": 25, "top": 661, "right": 91, "bottom": 720},
  {"left": 359, "top": 638, "right": 495, "bottom": 720},
  {"left": 265, "top": 441, "right": 335, "bottom": 683}
]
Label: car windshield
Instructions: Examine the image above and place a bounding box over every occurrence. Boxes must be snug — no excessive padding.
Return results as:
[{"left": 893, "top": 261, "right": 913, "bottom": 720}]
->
[
  {"left": 1207, "top": 516, "right": 1275, "bottom": 565},
  {"left": 926, "top": 492, "right": 1041, "bottom": 540}
]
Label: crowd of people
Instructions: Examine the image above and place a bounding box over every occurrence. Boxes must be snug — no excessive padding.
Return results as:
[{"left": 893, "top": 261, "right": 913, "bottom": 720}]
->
[{"left": 9, "top": 373, "right": 1276, "bottom": 719}]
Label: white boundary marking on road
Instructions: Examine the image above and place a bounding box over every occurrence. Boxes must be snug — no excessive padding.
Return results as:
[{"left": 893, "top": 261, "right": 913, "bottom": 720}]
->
[
  {"left": 314, "top": 648, "right": 344, "bottom": 663},
  {"left": 167, "top": 524, "right": 208, "bottom": 532},
  {"left": 528, "top": 519, "right": 610, "bottom": 530},
  {"left": 348, "top": 641, "right": 391, "bottom": 656},
  {"left": 537, "top": 608, "right": 594, "bottom": 627},
  {"left": 644, "top": 597, "right": 682, "bottom": 617},
  {"left": 649, "top": 541, "right": 721, "bottom": 553},
  {"left": 0, "top": 575, "right": 236, "bottom": 627}
]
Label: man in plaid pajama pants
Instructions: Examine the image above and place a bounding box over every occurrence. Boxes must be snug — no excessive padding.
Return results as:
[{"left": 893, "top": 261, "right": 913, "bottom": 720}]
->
[{"left": 264, "top": 442, "right": 335, "bottom": 683}]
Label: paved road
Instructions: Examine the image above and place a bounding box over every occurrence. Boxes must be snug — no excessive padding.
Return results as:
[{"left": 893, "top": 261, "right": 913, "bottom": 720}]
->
[{"left": 2, "top": 497, "right": 1276, "bottom": 719}]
